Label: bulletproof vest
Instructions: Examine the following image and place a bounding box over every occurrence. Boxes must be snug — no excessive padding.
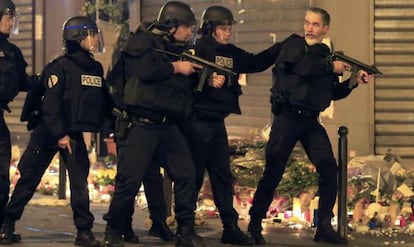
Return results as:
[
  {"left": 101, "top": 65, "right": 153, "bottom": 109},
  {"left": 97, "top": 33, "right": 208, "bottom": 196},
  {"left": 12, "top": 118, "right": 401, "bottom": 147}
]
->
[
  {"left": 0, "top": 46, "right": 20, "bottom": 101},
  {"left": 123, "top": 72, "right": 194, "bottom": 120},
  {"left": 56, "top": 56, "right": 107, "bottom": 132},
  {"left": 192, "top": 35, "right": 241, "bottom": 116},
  {"left": 119, "top": 32, "right": 194, "bottom": 120},
  {"left": 272, "top": 34, "right": 334, "bottom": 111}
]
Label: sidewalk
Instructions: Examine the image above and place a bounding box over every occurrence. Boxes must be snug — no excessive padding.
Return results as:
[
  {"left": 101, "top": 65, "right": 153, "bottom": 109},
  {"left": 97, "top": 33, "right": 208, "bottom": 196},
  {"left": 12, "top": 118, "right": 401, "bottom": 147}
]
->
[{"left": 6, "top": 194, "right": 414, "bottom": 247}]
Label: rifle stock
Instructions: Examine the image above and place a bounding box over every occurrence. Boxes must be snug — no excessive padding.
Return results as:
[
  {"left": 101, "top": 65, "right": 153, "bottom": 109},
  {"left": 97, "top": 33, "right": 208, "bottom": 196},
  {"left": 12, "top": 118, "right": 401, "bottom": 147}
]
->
[
  {"left": 333, "top": 51, "right": 382, "bottom": 75},
  {"left": 153, "top": 48, "right": 237, "bottom": 92}
]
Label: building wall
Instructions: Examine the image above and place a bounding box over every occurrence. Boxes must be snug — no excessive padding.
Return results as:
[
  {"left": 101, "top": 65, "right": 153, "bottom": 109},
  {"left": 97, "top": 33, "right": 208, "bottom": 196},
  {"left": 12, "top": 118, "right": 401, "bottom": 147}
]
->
[
  {"left": 44, "top": 0, "right": 84, "bottom": 62},
  {"left": 372, "top": 0, "right": 414, "bottom": 161}
]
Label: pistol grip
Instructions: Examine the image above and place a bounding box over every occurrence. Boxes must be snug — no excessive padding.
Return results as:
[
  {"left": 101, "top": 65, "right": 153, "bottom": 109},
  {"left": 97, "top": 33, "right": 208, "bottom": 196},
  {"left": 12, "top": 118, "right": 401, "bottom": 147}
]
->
[{"left": 197, "top": 69, "right": 208, "bottom": 92}]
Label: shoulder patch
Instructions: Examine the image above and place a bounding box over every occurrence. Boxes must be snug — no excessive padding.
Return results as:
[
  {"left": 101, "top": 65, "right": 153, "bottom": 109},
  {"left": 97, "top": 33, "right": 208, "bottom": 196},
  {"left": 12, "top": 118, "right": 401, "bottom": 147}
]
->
[{"left": 47, "top": 75, "right": 59, "bottom": 88}]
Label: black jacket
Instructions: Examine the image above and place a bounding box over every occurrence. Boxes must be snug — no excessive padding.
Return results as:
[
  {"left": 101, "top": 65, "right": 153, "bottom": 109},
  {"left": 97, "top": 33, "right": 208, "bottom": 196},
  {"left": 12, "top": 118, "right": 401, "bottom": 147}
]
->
[
  {"left": 41, "top": 49, "right": 107, "bottom": 138},
  {"left": 0, "top": 33, "right": 28, "bottom": 108},
  {"left": 120, "top": 31, "right": 194, "bottom": 121}
]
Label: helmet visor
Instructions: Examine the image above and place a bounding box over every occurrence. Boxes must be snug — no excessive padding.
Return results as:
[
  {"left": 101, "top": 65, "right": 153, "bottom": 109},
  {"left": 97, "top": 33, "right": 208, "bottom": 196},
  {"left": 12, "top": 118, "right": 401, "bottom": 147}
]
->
[
  {"left": 187, "top": 24, "right": 197, "bottom": 45},
  {"left": 82, "top": 29, "right": 105, "bottom": 53},
  {"left": 10, "top": 12, "right": 18, "bottom": 36},
  {"left": 1, "top": 10, "right": 19, "bottom": 36}
]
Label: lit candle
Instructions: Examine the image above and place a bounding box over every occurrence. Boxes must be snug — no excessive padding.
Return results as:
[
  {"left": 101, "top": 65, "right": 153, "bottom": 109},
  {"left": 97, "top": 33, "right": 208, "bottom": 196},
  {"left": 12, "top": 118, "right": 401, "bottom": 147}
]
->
[
  {"left": 293, "top": 197, "right": 301, "bottom": 218},
  {"left": 376, "top": 168, "right": 381, "bottom": 203}
]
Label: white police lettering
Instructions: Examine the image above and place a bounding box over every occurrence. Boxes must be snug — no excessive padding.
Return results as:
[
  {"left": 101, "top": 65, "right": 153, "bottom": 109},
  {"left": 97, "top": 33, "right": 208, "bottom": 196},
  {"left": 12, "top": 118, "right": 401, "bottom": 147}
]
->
[
  {"left": 215, "top": 56, "right": 233, "bottom": 69},
  {"left": 81, "top": 75, "right": 102, "bottom": 87}
]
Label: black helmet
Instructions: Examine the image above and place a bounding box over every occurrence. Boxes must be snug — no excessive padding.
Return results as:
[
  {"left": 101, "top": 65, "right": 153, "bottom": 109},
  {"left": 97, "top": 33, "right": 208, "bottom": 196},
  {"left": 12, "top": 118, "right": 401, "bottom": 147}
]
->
[
  {"left": 199, "top": 6, "right": 236, "bottom": 34},
  {"left": 0, "top": 0, "right": 16, "bottom": 17},
  {"left": 154, "top": 1, "right": 196, "bottom": 31},
  {"left": 62, "top": 16, "right": 98, "bottom": 41}
]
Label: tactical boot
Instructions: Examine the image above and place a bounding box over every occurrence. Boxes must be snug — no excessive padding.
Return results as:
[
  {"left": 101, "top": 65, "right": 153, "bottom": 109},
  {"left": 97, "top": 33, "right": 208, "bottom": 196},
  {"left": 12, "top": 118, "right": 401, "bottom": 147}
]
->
[
  {"left": 74, "top": 230, "right": 101, "bottom": 247},
  {"left": 175, "top": 226, "right": 205, "bottom": 247},
  {"left": 149, "top": 221, "right": 174, "bottom": 241},
  {"left": 221, "top": 225, "right": 254, "bottom": 245},
  {"left": 123, "top": 227, "right": 139, "bottom": 243},
  {"left": 247, "top": 230, "right": 265, "bottom": 245},
  {"left": 103, "top": 225, "right": 124, "bottom": 247},
  {"left": 314, "top": 218, "right": 347, "bottom": 245},
  {"left": 0, "top": 217, "right": 18, "bottom": 245},
  {"left": 247, "top": 218, "right": 266, "bottom": 245}
]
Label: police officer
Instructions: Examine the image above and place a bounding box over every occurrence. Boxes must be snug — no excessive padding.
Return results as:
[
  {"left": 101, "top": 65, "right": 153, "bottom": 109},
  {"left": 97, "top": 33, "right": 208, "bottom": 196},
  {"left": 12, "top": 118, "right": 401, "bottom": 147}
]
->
[
  {"left": 178, "top": 5, "right": 280, "bottom": 246},
  {"left": 107, "top": 22, "right": 174, "bottom": 244},
  {"left": 247, "top": 7, "right": 372, "bottom": 245},
  {"left": 102, "top": 2, "right": 203, "bottom": 247},
  {"left": 0, "top": 0, "right": 32, "bottom": 243},
  {"left": 0, "top": 16, "right": 108, "bottom": 247}
]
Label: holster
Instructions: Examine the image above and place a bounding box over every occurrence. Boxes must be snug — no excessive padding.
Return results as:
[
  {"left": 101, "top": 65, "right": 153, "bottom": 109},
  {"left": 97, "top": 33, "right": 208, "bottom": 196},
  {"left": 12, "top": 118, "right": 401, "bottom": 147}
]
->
[
  {"left": 115, "top": 117, "right": 130, "bottom": 139},
  {"left": 113, "top": 108, "right": 130, "bottom": 139},
  {"left": 270, "top": 89, "right": 285, "bottom": 116},
  {"left": 26, "top": 110, "right": 41, "bottom": 131}
]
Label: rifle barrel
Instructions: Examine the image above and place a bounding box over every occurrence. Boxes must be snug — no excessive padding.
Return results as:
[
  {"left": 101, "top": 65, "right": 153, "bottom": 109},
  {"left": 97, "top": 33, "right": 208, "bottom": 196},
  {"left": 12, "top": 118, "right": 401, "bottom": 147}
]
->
[{"left": 334, "top": 51, "right": 382, "bottom": 75}]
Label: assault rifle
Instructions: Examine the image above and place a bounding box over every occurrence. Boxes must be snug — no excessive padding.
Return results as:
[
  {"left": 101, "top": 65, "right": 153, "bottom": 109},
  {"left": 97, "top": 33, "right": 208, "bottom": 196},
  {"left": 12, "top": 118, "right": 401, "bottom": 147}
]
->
[
  {"left": 332, "top": 51, "right": 382, "bottom": 75},
  {"left": 153, "top": 48, "right": 237, "bottom": 92}
]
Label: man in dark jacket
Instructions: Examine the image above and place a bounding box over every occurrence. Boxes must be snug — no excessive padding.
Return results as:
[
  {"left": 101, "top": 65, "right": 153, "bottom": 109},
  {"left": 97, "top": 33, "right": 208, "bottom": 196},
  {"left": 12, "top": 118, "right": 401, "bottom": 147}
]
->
[{"left": 247, "top": 7, "right": 373, "bottom": 245}]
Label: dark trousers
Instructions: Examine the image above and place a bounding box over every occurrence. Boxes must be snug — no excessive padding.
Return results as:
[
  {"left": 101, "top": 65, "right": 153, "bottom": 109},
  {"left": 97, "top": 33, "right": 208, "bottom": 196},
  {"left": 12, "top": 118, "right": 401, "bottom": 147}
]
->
[
  {"left": 4, "top": 125, "right": 95, "bottom": 230},
  {"left": 104, "top": 123, "right": 196, "bottom": 231},
  {"left": 180, "top": 119, "right": 239, "bottom": 226},
  {"left": 0, "top": 112, "right": 11, "bottom": 224},
  {"left": 143, "top": 162, "right": 168, "bottom": 222},
  {"left": 123, "top": 159, "right": 168, "bottom": 230},
  {"left": 249, "top": 111, "right": 338, "bottom": 221}
]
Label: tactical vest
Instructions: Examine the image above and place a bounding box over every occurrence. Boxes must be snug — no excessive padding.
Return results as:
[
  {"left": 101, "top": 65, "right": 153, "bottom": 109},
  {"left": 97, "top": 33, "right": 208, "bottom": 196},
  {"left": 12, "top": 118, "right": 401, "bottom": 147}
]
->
[
  {"left": 272, "top": 34, "right": 335, "bottom": 112},
  {"left": 57, "top": 56, "right": 107, "bottom": 132},
  {"left": 0, "top": 46, "right": 20, "bottom": 101},
  {"left": 119, "top": 33, "right": 194, "bottom": 120}
]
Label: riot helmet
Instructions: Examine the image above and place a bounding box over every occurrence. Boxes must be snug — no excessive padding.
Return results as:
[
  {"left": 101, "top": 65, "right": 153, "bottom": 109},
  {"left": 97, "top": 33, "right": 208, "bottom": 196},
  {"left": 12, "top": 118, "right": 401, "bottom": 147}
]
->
[
  {"left": 199, "top": 6, "right": 236, "bottom": 35},
  {"left": 62, "top": 16, "right": 105, "bottom": 53},
  {"left": 0, "top": 0, "right": 15, "bottom": 17},
  {"left": 154, "top": 1, "right": 196, "bottom": 31},
  {"left": 0, "top": 0, "right": 19, "bottom": 36}
]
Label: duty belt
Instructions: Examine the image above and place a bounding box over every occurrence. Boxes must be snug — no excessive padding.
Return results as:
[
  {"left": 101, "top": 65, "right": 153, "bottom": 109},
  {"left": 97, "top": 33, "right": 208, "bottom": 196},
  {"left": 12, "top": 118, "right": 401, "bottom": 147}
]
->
[
  {"left": 129, "top": 114, "right": 170, "bottom": 125},
  {"left": 282, "top": 105, "right": 319, "bottom": 118},
  {"left": 111, "top": 108, "right": 171, "bottom": 125}
]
